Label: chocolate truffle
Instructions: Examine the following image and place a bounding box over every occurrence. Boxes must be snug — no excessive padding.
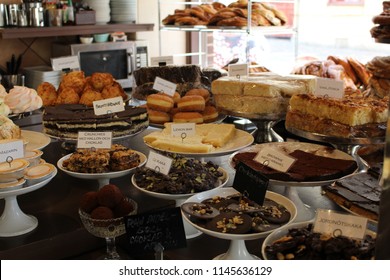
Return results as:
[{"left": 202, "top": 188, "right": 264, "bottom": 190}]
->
[
  {"left": 113, "top": 198, "right": 135, "bottom": 217},
  {"left": 97, "top": 184, "right": 123, "bottom": 208},
  {"left": 80, "top": 191, "right": 99, "bottom": 213},
  {"left": 90, "top": 206, "right": 115, "bottom": 220}
]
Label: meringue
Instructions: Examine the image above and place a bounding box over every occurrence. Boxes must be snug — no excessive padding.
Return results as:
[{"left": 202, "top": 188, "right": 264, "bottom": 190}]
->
[
  {"left": 4, "top": 86, "right": 43, "bottom": 114},
  {"left": 0, "top": 99, "right": 10, "bottom": 116},
  {"left": 0, "top": 84, "right": 7, "bottom": 98}
]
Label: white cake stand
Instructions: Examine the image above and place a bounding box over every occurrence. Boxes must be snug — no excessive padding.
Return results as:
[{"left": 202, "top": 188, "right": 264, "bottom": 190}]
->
[
  {"left": 182, "top": 187, "right": 297, "bottom": 260},
  {"left": 57, "top": 151, "right": 147, "bottom": 189},
  {"left": 0, "top": 169, "right": 57, "bottom": 237},
  {"left": 131, "top": 167, "right": 229, "bottom": 239}
]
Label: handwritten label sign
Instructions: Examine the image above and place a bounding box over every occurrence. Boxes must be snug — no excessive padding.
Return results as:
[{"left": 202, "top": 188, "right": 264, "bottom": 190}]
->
[
  {"left": 124, "top": 207, "right": 187, "bottom": 256},
  {"left": 233, "top": 162, "right": 269, "bottom": 205},
  {"left": 313, "top": 209, "right": 368, "bottom": 240},
  {"left": 145, "top": 150, "right": 173, "bottom": 175},
  {"left": 315, "top": 77, "right": 344, "bottom": 99},
  {"left": 0, "top": 140, "right": 24, "bottom": 163},
  {"left": 93, "top": 96, "right": 124, "bottom": 116},
  {"left": 228, "top": 63, "right": 248, "bottom": 77},
  {"left": 171, "top": 123, "right": 196, "bottom": 137},
  {"left": 153, "top": 77, "right": 177, "bottom": 96},
  {"left": 51, "top": 56, "right": 80, "bottom": 71},
  {"left": 150, "top": 56, "right": 174, "bottom": 66},
  {"left": 254, "top": 147, "right": 296, "bottom": 173},
  {"left": 77, "top": 131, "right": 112, "bottom": 149}
]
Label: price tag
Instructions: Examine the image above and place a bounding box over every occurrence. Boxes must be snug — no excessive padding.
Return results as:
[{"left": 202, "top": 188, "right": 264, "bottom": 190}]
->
[
  {"left": 150, "top": 56, "right": 174, "bottom": 66},
  {"left": 145, "top": 150, "right": 173, "bottom": 175},
  {"left": 0, "top": 140, "right": 24, "bottom": 163},
  {"left": 124, "top": 207, "right": 187, "bottom": 256},
  {"left": 77, "top": 132, "right": 112, "bottom": 149},
  {"left": 153, "top": 76, "right": 177, "bottom": 96},
  {"left": 228, "top": 63, "right": 248, "bottom": 78},
  {"left": 93, "top": 97, "right": 124, "bottom": 116},
  {"left": 233, "top": 162, "right": 269, "bottom": 205},
  {"left": 51, "top": 56, "right": 80, "bottom": 71},
  {"left": 313, "top": 209, "right": 368, "bottom": 240},
  {"left": 171, "top": 123, "right": 196, "bottom": 138},
  {"left": 314, "top": 77, "right": 344, "bottom": 99},
  {"left": 254, "top": 147, "right": 296, "bottom": 173}
]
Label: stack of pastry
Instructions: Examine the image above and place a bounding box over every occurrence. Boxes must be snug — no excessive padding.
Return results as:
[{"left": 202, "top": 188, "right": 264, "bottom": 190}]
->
[
  {"left": 292, "top": 56, "right": 371, "bottom": 90},
  {"left": 37, "top": 71, "right": 127, "bottom": 107},
  {"left": 365, "top": 56, "right": 390, "bottom": 98},
  {"left": 162, "top": 0, "right": 287, "bottom": 27},
  {"left": 371, "top": 1, "right": 390, "bottom": 42},
  {"left": 146, "top": 88, "right": 219, "bottom": 125}
]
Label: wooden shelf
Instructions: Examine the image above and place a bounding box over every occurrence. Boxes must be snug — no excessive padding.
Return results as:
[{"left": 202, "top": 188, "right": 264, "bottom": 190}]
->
[{"left": 0, "top": 23, "right": 154, "bottom": 39}]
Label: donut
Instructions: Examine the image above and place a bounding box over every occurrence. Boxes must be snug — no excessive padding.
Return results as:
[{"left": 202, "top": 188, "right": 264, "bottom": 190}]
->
[
  {"left": 148, "top": 108, "right": 171, "bottom": 124},
  {"left": 147, "top": 93, "right": 174, "bottom": 112},
  {"left": 202, "top": 105, "right": 218, "bottom": 123},
  {"left": 185, "top": 88, "right": 210, "bottom": 103},
  {"left": 177, "top": 95, "right": 205, "bottom": 112},
  {"left": 173, "top": 112, "right": 204, "bottom": 123}
]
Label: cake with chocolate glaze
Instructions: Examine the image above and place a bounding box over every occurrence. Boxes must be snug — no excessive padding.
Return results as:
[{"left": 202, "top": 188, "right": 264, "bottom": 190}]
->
[{"left": 43, "top": 104, "right": 148, "bottom": 139}]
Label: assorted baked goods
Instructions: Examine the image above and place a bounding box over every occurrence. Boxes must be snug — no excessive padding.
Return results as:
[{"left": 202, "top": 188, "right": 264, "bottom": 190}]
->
[
  {"left": 211, "top": 74, "right": 316, "bottom": 118},
  {"left": 37, "top": 71, "right": 127, "bottom": 107},
  {"left": 231, "top": 143, "right": 357, "bottom": 182},
  {"left": 62, "top": 144, "right": 141, "bottom": 173},
  {"left": 143, "top": 123, "right": 239, "bottom": 153},
  {"left": 263, "top": 223, "right": 375, "bottom": 260},
  {"left": 182, "top": 191, "right": 292, "bottom": 234},
  {"left": 285, "top": 93, "right": 388, "bottom": 138},
  {"left": 162, "top": 0, "right": 288, "bottom": 27},
  {"left": 42, "top": 104, "right": 149, "bottom": 139},
  {"left": 133, "top": 153, "right": 225, "bottom": 194}
]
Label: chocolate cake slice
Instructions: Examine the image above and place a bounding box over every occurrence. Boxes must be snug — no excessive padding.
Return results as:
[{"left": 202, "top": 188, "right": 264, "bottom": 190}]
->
[{"left": 43, "top": 104, "right": 149, "bottom": 139}]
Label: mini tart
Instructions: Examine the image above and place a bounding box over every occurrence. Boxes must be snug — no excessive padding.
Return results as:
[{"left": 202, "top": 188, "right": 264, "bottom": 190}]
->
[
  {"left": 0, "top": 158, "right": 30, "bottom": 183},
  {"left": 0, "top": 178, "right": 26, "bottom": 192},
  {"left": 24, "top": 163, "right": 56, "bottom": 184},
  {"left": 181, "top": 202, "right": 220, "bottom": 219},
  {"left": 23, "top": 149, "right": 43, "bottom": 167},
  {"left": 207, "top": 212, "right": 252, "bottom": 234}
]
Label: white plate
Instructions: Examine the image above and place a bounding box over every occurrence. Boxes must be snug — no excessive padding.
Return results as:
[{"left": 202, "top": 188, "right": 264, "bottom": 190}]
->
[
  {"left": 57, "top": 151, "right": 147, "bottom": 181},
  {"left": 182, "top": 187, "right": 297, "bottom": 241},
  {"left": 131, "top": 166, "right": 229, "bottom": 200},
  {"left": 145, "top": 128, "right": 254, "bottom": 157},
  {"left": 21, "top": 130, "right": 51, "bottom": 151},
  {"left": 229, "top": 142, "right": 358, "bottom": 187}
]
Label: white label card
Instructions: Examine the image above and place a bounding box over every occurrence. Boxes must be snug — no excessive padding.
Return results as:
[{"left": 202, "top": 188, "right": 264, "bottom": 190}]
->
[
  {"left": 0, "top": 140, "right": 24, "bottom": 163},
  {"left": 228, "top": 63, "right": 248, "bottom": 78},
  {"left": 145, "top": 150, "right": 173, "bottom": 176},
  {"left": 51, "top": 56, "right": 80, "bottom": 71},
  {"left": 93, "top": 97, "right": 125, "bottom": 116},
  {"left": 171, "top": 123, "right": 196, "bottom": 138},
  {"left": 253, "top": 147, "right": 296, "bottom": 173},
  {"left": 153, "top": 77, "right": 177, "bottom": 96},
  {"left": 313, "top": 209, "right": 368, "bottom": 240},
  {"left": 315, "top": 77, "right": 344, "bottom": 99},
  {"left": 150, "top": 56, "right": 174, "bottom": 66},
  {"left": 77, "top": 132, "right": 112, "bottom": 149}
]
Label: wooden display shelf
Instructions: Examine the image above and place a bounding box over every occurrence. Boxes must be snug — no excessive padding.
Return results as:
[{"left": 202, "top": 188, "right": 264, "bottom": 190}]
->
[{"left": 0, "top": 23, "right": 154, "bottom": 39}]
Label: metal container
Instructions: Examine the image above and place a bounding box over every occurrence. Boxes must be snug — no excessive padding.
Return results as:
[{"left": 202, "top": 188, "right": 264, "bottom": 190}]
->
[
  {"left": 0, "top": 4, "right": 5, "bottom": 27},
  {"left": 5, "top": 4, "right": 19, "bottom": 26}
]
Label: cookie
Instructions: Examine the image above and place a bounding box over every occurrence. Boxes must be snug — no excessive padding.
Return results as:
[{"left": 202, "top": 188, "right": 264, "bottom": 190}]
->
[
  {"left": 207, "top": 212, "right": 252, "bottom": 234},
  {"left": 251, "top": 216, "right": 281, "bottom": 233},
  {"left": 181, "top": 202, "right": 220, "bottom": 219}
]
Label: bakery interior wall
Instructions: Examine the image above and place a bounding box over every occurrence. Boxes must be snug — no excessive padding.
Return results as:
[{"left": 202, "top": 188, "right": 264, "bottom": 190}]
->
[{"left": 0, "top": 0, "right": 186, "bottom": 74}]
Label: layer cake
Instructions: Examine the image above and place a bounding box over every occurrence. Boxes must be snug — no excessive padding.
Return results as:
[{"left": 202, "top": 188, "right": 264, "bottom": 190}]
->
[
  {"left": 43, "top": 104, "right": 148, "bottom": 139},
  {"left": 285, "top": 93, "right": 388, "bottom": 138},
  {"left": 211, "top": 74, "right": 316, "bottom": 117}
]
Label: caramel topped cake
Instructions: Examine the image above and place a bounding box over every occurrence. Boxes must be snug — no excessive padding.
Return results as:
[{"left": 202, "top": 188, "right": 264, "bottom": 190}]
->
[
  {"left": 285, "top": 93, "right": 388, "bottom": 138},
  {"left": 43, "top": 104, "right": 148, "bottom": 139}
]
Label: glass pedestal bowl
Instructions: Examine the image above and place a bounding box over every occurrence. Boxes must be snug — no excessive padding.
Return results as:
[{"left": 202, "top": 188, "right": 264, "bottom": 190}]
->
[{"left": 79, "top": 197, "right": 138, "bottom": 260}]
